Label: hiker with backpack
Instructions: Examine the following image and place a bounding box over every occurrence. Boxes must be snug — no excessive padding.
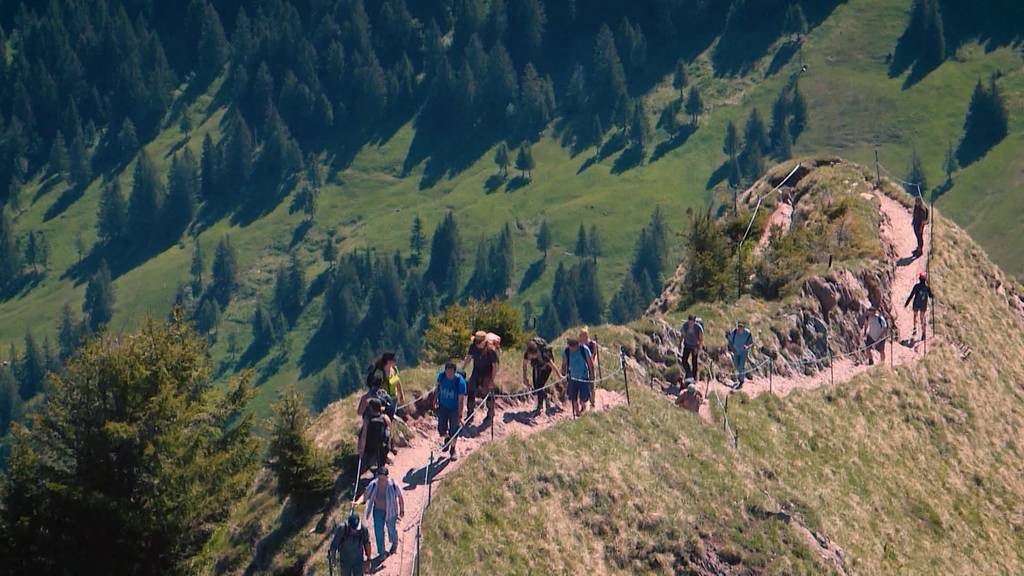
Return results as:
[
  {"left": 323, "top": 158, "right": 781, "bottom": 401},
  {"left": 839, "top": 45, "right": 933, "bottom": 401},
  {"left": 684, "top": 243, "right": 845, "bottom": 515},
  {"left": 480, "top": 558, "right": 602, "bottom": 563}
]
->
[
  {"left": 328, "top": 511, "right": 371, "bottom": 576},
  {"left": 912, "top": 196, "right": 929, "bottom": 258},
  {"left": 562, "top": 337, "right": 595, "bottom": 417},
  {"left": 434, "top": 362, "right": 468, "bottom": 460},
  {"left": 358, "top": 375, "right": 393, "bottom": 472},
  {"left": 361, "top": 467, "right": 404, "bottom": 560},
  {"left": 861, "top": 307, "right": 889, "bottom": 365},
  {"left": 904, "top": 272, "right": 933, "bottom": 342},
  {"left": 461, "top": 331, "right": 500, "bottom": 423},
  {"left": 679, "top": 315, "right": 704, "bottom": 381},
  {"left": 726, "top": 321, "right": 754, "bottom": 389},
  {"left": 523, "top": 337, "right": 563, "bottom": 415},
  {"left": 579, "top": 328, "right": 600, "bottom": 408}
]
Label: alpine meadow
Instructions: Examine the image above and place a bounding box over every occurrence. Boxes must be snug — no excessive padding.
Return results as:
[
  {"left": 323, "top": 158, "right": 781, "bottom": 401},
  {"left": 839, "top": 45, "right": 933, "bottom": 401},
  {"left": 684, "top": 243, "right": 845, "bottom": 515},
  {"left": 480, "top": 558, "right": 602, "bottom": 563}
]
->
[{"left": 0, "top": 1, "right": 1022, "bottom": 575}]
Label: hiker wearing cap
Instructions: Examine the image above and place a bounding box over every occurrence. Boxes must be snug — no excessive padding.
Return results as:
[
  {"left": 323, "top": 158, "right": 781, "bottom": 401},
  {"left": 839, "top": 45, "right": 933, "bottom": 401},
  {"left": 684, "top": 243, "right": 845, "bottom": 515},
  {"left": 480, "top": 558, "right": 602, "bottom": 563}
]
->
[
  {"left": 562, "top": 337, "right": 595, "bottom": 417},
  {"left": 727, "top": 321, "right": 754, "bottom": 388},
  {"left": 328, "top": 511, "right": 371, "bottom": 576},
  {"left": 912, "top": 196, "right": 929, "bottom": 258},
  {"left": 905, "top": 272, "right": 933, "bottom": 341},
  {"left": 523, "top": 338, "right": 562, "bottom": 414},
  {"left": 861, "top": 307, "right": 889, "bottom": 365},
  {"left": 679, "top": 315, "right": 704, "bottom": 381},
  {"left": 461, "top": 331, "right": 499, "bottom": 422},
  {"left": 676, "top": 382, "right": 704, "bottom": 413},
  {"left": 362, "top": 467, "right": 404, "bottom": 559},
  {"left": 434, "top": 362, "right": 467, "bottom": 460},
  {"left": 579, "top": 328, "right": 600, "bottom": 408}
]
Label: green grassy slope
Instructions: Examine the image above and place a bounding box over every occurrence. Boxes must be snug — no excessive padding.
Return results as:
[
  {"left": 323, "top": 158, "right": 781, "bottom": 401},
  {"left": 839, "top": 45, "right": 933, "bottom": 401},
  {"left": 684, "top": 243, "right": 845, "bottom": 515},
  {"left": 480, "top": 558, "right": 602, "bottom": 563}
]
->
[
  {"left": 420, "top": 212, "right": 1024, "bottom": 575},
  {"left": 0, "top": 0, "right": 1020, "bottom": 418}
]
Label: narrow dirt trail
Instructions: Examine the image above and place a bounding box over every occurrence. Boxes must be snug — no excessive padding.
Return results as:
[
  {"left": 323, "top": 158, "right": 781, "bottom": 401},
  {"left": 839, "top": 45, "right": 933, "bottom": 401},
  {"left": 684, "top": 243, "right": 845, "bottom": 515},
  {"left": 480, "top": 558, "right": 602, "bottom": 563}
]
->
[
  {"left": 754, "top": 197, "right": 794, "bottom": 256},
  {"left": 686, "top": 190, "right": 931, "bottom": 406},
  {"left": 315, "top": 388, "right": 626, "bottom": 576}
]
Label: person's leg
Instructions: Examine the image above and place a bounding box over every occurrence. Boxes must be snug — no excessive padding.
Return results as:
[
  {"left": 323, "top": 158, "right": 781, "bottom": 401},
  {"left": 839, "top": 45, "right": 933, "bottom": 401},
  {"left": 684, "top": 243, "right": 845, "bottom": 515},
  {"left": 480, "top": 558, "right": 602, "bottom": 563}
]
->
[
  {"left": 736, "top": 352, "right": 747, "bottom": 385},
  {"left": 689, "top": 347, "right": 699, "bottom": 380},
  {"left": 372, "top": 507, "right": 386, "bottom": 557},
  {"left": 466, "top": 376, "right": 478, "bottom": 421},
  {"left": 386, "top": 515, "right": 398, "bottom": 554},
  {"left": 681, "top": 347, "right": 694, "bottom": 379},
  {"left": 484, "top": 379, "right": 495, "bottom": 421},
  {"left": 578, "top": 378, "right": 591, "bottom": 415},
  {"left": 568, "top": 379, "right": 580, "bottom": 417},
  {"left": 534, "top": 367, "right": 550, "bottom": 412}
]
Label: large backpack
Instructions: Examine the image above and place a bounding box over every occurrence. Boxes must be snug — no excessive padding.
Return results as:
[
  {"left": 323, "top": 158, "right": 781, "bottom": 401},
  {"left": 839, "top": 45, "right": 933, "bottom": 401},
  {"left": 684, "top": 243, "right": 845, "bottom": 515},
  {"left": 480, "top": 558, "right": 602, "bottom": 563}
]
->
[
  {"left": 365, "top": 413, "right": 390, "bottom": 454},
  {"left": 530, "top": 336, "right": 554, "bottom": 363},
  {"left": 681, "top": 318, "right": 705, "bottom": 340}
]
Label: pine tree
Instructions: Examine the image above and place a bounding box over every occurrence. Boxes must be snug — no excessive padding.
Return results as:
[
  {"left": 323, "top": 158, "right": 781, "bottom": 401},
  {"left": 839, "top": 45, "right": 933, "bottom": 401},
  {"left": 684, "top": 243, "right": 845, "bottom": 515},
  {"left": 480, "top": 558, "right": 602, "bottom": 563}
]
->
[
  {"left": 518, "top": 63, "right": 553, "bottom": 134},
  {"left": 48, "top": 131, "right": 70, "bottom": 177},
  {"left": 223, "top": 110, "right": 254, "bottom": 190},
  {"left": 194, "top": 298, "right": 221, "bottom": 335},
  {"left": 467, "top": 241, "right": 491, "bottom": 299},
  {"left": 684, "top": 208, "right": 732, "bottom": 303},
  {"left": 490, "top": 223, "right": 515, "bottom": 298},
  {"left": 197, "top": 3, "right": 229, "bottom": 84},
  {"left": 673, "top": 60, "right": 688, "bottom": 99},
  {"left": 275, "top": 252, "right": 306, "bottom": 323},
  {"left": 630, "top": 100, "right": 652, "bottom": 152},
  {"left": 592, "top": 25, "right": 628, "bottom": 123},
  {"left": 483, "top": 43, "right": 518, "bottom": 126},
  {"left": 574, "top": 224, "right": 588, "bottom": 258},
  {"left": 608, "top": 275, "right": 643, "bottom": 324},
  {"left": 536, "top": 219, "right": 552, "bottom": 258},
  {"left": 165, "top": 150, "right": 199, "bottom": 239},
  {"left": 84, "top": 260, "right": 115, "bottom": 332},
  {"left": 958, "top": 77, "right": 1009, "bottom": 165},
  {"left": 775, "top": 120, "right": 793, "bottom": 160},
  {"left": 515, "top": 142, "right": 536, "bottom": 180},
  {"left": 200, "top": 133, "right": 221, "bottom": 200},
  {"left": 69, "top": 131, "right": 91, "bottom": 187},
  {"left": 906, "top": 148, "right": 928, "bottom": 195},
  {"left": 494, "top": 142, "right": 510, "bottom": 178},
  {"left": 211, "top": 236, "right": 239, "bottom": 306},
  {"left": 423, "top": 212, "right": 462, "bottom": 302},
  {"left": 723, "top": 120, "right": 740, "bottom": 159},
  {"left": 251, "top": 304, "right": 281, "bottom": 351},
  {"left": 0, "top": 364, "right": 19, "bottom": 435},
  {"left": 537, "top": 301, "right": 562, "bottom": 340},
  {"left": 190, "top": 241, "right": 205, "bottom": 293},
  {"left": 784, "top": 3, "right": 809, "bottom": 37},
  {"left": 790, "top": 82, "right": 808, "bottom": 138},
  {"left": 944, "top": 142, "right": 958, "bottom": 184},
  {"left": 743, "top": 108, "right": 769, "bottom": 153},
  {"left": 587, "top": 225, "right": 602, "bottom": 261},
  {"left": 57, "top": 304, "right": 81, "bottom": 361},
  {"left": 18, "top": 330, "right": 46, "bottom": 400},
  {"left": 920, "top": 0, "right": 945, "bottom": 69},
  {"left": 685, "top": 86, "right": 704, "bottom": 125},
  {"left": 117, "top": 118, "right": 139, "bottom": 160},
  {"left": 409, "top": 215, "right": 426, "bottom": 267},
  {"left": 127, "top": 152, "right": 165, "bottom": 246},
  {"left": 575, "top": 259, "right": 604, "bottom": 325},
  {"left": 0, "top": 320, "right": 258, "bottom": 575},
  {"left": 97, "top": 180, "right": 127, "bottom": 245},
  {"left": 0, "top": 208, "right": 18, "bottom": 287},
  {"left": 312, "top": 374, "right": 339, "bottom": 413}
]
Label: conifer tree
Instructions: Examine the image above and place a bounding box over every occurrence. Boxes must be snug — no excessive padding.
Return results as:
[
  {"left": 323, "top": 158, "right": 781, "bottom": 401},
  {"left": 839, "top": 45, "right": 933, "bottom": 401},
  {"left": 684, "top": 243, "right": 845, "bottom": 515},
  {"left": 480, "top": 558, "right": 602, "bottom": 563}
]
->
[
  {"left": 409, "top": 215, "right": 426, "bottom": 267},
  {"left": 906, "top": 148, "right": 928, "bottom": 195},
  {"left": 212, "top": 236, "right": 239, "bottom": 306},
  {"left": 685, "top": 86, "right": 704, "bottom": 125},
  {"left": 515, "top": 142, "right": 536, "bottom": 180},
  {"left": 57, "top": 304, "right": 81, "bottom": 361},
  {"left": 0, "top": 364, "right": 18, "bottom": 435},
  {"left": 467, "top": 241, "right": 491, "bottom": 300},
  {"left": 494, "top": 142, "right": 510, "bottom": 178},
  {"left": 592, "top": 25, "right": 628, "bottom": 123},
  {"left": 165, "top": 150, "right": 199, "bottom": 239},
  {"left": 84, "top": 260, "right": 115, "bottom": 332},
  {"left": 723, "top": 120, "right": 740, "bottom": 159},
  {"left": 673, "top": 59, "right": 688, "bottom": 100},
  {"left": 117, "top": 118, "right": 139, "bottom": 160},
  {"left": 200, "top": 133, "right": 221, "bottom": 200},
  {"left": 197, "top": 2, "right": 229, "bottom": 84},
  {"left": 490, "top": 223, "right": 514, "bottom": 298},
  {"left": 574, "top": 224, "right": 588, "bottom": 258},
  {"left": 69, "top": 131, "right": 91, "bottom": 187},
  {"left": 958, "top": 77, "right": 1009, "bottom": 165},
  {"left": 944, "top": 142, "right": 958, "bottom": 184},
  {"left": 784, "top": 3, "right": 809, "bottom": 37},
  {"left": 536, "top": 219, "right": 552, "bottom": 258},
  {"left": 223, "top": 110, "right": 254, "bottom": 190},
  {"left": 48, "top": 131, "right": 70, "bottom": 177},
  {"left": 790, "top": 82, "right": 808, "bottom": 138},
  {"left": 18, "top": 330, "right": 46, "bottom": 400},
  {"left": 190, "top": 241, "right": 205, "bottom": 293},
  {"left": 0, "top": 208, "right": 18, "bottom": 288},
  {"left": 312, "top": 374, "right": 339, "bottom": 413},
  {"left": 424, "top": 212, "right": 462, "bottom": 302},
  {"left": 587, "top": 225, "right": 602, "bottom": 261},
  {"left": 194, "top": 295, "right": 221, "bottom": 335},
  {"left": 630, "top": 100, "right": 652, "bottom": 152},
  {"left": 97, "top": 180, "right": 127, "bottom": 245},
  {"left": 483, "top": 43, "right": 518, "bottom": 125},
  {"left": 128, "top": 152, "right": 165, "bottom": 245}
]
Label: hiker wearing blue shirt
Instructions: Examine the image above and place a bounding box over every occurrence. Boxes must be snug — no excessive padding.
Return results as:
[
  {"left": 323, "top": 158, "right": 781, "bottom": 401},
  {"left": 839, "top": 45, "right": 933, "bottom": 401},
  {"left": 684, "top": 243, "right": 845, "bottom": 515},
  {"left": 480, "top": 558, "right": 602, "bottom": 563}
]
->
[
  {"left": 727, "top": 321, "right": 754, "bottom": 389},
  {"left": 434, "top": 362, "right": 467, "bottom": 460},
  {"left": 561, "top": 337, "right": 594, "bottom": 417}
]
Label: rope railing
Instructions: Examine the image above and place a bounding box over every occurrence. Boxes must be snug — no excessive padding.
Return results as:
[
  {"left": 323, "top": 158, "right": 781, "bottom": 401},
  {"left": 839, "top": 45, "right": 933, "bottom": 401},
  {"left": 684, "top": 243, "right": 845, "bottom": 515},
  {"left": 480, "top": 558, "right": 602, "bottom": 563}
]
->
[{"left": 739, "top": 163, "right": 804, "bottom": 245}]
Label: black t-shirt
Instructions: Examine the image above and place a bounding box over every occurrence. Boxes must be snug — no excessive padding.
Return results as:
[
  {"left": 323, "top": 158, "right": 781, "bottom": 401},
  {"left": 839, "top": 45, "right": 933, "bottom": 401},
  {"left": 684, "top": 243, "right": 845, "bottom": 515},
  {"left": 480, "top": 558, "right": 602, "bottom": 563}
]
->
[{"left": 468, "top": 343, "right": 499, "bottom": 380}]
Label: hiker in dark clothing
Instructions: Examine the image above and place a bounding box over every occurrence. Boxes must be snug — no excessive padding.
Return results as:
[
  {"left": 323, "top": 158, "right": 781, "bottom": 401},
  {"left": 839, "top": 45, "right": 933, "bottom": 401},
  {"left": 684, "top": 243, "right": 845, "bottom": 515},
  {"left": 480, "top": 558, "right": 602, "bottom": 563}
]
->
[
  {"left": 904, "top": 272, "right": 933, "bottom": 342},
  {"left": 912, "top": 196, "right": 929, "bottom": 258},
  {"left": 679, "top": 315, "right": 704, "bottom": 381},
  {"left": 461, "top": 331, "right": 499, "bottom": 423},
  {"left": 328, "top": 512, "right": 371, "bottom": 576},
  {"left": 522, "top": 339, "right": 563, "bottom": 414},
  {"left": 727, "top": 321, "right": 754, "bottom": 389},
  {"left": 358, "top": 393, "right": 392, "bottom": 472}
]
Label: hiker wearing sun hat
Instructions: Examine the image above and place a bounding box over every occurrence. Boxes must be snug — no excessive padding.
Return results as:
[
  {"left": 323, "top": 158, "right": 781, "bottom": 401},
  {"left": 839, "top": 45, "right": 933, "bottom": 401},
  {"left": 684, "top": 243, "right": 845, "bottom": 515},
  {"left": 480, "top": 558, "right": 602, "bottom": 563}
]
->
[
  {"left": 461, "top": 330, "right": 499, "bottom": 423},
  {"left": 727, "top": 320, "right": 754, "bottom": 389}
]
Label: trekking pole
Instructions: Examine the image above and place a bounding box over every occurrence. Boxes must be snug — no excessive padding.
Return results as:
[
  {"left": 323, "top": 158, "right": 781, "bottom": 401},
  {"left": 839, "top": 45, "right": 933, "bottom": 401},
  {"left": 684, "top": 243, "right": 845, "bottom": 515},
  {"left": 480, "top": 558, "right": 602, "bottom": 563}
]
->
[
  {"left": 426, "top": 451, "right": 434, "bottom": 507},
  {"left": 619, "top": 347, "right": 631, "bottom": 406},
  {"left": 723, "top": 393, "right": 729, "bottom": 433},
  {"left": 490, "top": 393, "right": 495, "bottom": 442}
]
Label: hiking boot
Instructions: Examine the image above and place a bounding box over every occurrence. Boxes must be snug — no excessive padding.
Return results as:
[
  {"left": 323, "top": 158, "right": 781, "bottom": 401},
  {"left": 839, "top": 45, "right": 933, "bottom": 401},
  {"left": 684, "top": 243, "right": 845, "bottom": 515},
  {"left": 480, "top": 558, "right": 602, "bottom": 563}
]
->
[{"left": 450, "top": 448, "right": 458, "bottom": 461}]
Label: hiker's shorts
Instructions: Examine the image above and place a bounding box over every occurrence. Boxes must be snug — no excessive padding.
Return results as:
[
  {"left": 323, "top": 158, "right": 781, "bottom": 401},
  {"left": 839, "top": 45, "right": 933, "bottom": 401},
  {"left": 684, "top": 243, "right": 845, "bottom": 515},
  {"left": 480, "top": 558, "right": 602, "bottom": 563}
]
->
[
  {"left": 866, "top": 335, "right": 885, "bottom": 353},
  {"left": 437, "top": 405, "right": 460, "bottom": 438},
  {"left": 567, "top": 378, "right": 591, "bottom": 403}
]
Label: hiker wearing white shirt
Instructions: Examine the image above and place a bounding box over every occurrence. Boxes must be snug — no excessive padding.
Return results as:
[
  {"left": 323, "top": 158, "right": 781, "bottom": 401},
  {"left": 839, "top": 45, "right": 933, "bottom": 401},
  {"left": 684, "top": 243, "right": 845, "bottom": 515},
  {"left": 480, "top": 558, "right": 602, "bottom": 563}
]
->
[{"left": 861, "top": 307, "right": 889, "bottom": 365}]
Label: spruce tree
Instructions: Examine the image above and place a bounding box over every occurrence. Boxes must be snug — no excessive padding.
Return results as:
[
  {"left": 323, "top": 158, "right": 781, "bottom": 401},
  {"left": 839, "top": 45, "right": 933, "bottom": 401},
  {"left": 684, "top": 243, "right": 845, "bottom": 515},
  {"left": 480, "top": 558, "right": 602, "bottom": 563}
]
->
[
  {"left": 409, "top": 215, "right": 426, "bottom": 267},
  {"left": 490, "top": 223, "right": 514, "bottom": 298},
  {"left": 483, "top": 43, "right": 518, "bottom": 125},
  {"left": 467, "top": 241, "right": 491, "bottom": 300},
  {"left": 57, "top": 304, "right": 81, "bottom": 361},
  {"left": 673, "top": 60, "right": 688, "bottom": 99},
  {"left": 515, "top": 142, "right": 536, "bottom": 180},
  {"left": 69, "top": 132, "right": 91, "bottom": 187},
  {"left": 630, "top": 100, "right": 652, "bottom": 152},
  {"left": 944, "top": 142, "right": 958, "bottom": 184},
  {"left": 743, "top": 108, "right": 769, "bottom": 154},
  {"left": 117, "top": 118, "right": 139, "bottom": 160},
  {"left": 48, "top": 131, "right": 70, "bottom": 177},
  {"left": 165, "top": 150, "right": 199, "bottom": 239},
  {"left": 0, "top": 209, "right": 20, "bottom": 287},
  {"left": 536, "top": 219, "right": 552, "bottom": 258},
  {"left": 574, "top": 224, "right": 588, "bottom": 258},
  {"left": 194, "top": 299, "right": 221, "bottom": 335},
  {"left": 97, "top": 180, "right": 127, "bottom": 245},
  {"left": 723, "top": 120, "right": 740, "bottom": 159},
  {"left": 200, "top": 133, "right": 221, "bottom": 200},
  {"left": 190, "top": 241, "right": 205, "bottom": 293},
  {"left": 84, "top": 260, "right": 115, "bottom": 332},
  {"left": 18, "top": 330, "right": 46, "bottom": 400},
  {"left": 587, "top": 225, "right": 602, "bottom": 261},
  {"left": 0, "top": 320, "right": 258, "bottom": 575},
  {"left": 197, "top": 3, "right": 229, "bottom": 84},
  {"left": 223, "top": 110, "right": 254, "bottom": 190},
  {"left": 576, "top": 259, "right": 604, "bottom": 325},
  {"left": 0, "top": 364, "right": 18, "bottom": 435},
  {"left": 423, "top": 212, "right": 462, "bottom": 302},
  {"left": 685, "top": 86, "right": 704, "bottom": 125},
  {"left": 211, "top": 236, "right": 239, "bottom": 306},
  {"left": 592, "top": 25, "right": 628, "bottom": 123},
  {"left": 312, "top": 374, "right": 339, "bottom": 413},
  {"left": 958, "top": 77, "right": 1009, "bottom": 165},
  {"left": 494, "top": 142, "right": 510, "bottom": 178},
  {"left": 127, "top": 151, "right": 165, "bottom": 246}
]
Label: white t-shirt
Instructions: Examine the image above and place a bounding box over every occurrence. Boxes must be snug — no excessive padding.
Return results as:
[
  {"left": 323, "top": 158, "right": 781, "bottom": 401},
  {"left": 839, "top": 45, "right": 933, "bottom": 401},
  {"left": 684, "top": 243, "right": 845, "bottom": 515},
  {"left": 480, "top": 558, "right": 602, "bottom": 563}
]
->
[{"left": 866, "top": 314, "right": 887, "bottom": 340}]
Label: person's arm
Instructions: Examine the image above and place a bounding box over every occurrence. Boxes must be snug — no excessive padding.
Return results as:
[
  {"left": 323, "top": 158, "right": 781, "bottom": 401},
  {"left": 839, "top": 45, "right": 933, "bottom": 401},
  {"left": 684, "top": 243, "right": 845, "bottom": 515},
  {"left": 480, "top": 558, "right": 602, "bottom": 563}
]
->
[
  {"left": 745, "top": 333, "right": 754, "bottom": 352},
  {"left": 522, "top": 357, "right": 529, "bottom": 387},
  {"left": 490, "top": 352, "right": 499, "bottom": 383},
  {"left": 561, "top": 352, "right": 568, "bottom": 379},
  {"left": 358, "top": 423, "right": 366, "bottom": 455},
  {"left": 548, "top": 359, "right": 564, "bottom": 381},
  {"left": 356, "top": 394, "right": 367, "bottom": 417},
  {"left": 395, "top": 376, "right": 405, "bottom": 403},
  {"left": 458, "top": 392, "right": 466, "bottom": 419},
  {"left": 696, "top": 328, "right": 704, "bottom": 352},
  {"left": 397, "top": 483, "right": 405, "bottom": 518},
  {"left": 586, "top": 351, "right": 595, "bottom": 381},
  {"left": 432, "top": 376, "right": 441, "bottom": 410},
  {"left": 904, "top": 286, "right": 915, "bottom": 308}
]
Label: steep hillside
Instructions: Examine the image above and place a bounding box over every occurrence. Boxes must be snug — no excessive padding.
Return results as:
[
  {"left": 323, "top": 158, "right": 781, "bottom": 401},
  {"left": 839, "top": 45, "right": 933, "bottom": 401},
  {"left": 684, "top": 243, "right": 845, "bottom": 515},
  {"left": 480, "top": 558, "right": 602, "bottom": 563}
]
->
[
  {"left": 414, "top": 171, "right": 1024, "bottom": 574},
  {"left": 0, "top": 0, "right": 1020, "bottom": 426}
]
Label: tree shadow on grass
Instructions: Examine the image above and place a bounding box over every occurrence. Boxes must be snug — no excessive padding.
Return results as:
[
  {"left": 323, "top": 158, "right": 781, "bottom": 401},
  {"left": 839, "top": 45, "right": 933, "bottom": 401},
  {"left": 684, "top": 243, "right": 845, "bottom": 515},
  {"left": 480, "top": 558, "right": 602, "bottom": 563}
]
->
[
  {"left": 518, "top": 257, "right": 546, "bottom": 293},
  {"left": 611, "top": 145, "right": 644, "bottom": 175},
  {"left": 300, "top": 322, "right": 340, "bottom": 378},
  {"left": 243, "top": 491, "right": 331, "bottom": 576},
  {"left": 706, "top": 160, "right": 732, "bottom": 190},
  {"left": 290, "top": 220, "right": 313, "bottom": 249},
  {"left": 43, "top": 182, "right": 87, "bottom": 222},
  {"left": 576, "top": 154, "right": 598, "bottom": 175},
  {"left": 484, "top": 174, "right": 505, "bottom": 194},
  {"left": 32, "top": 175, "right": 63, "bottom": 204},
  {"left": 505, "top": 175, "right": 530, "bottom": 192},
  {"left": 766, "top": 41, "right": 800, "bottom": 77},
  {"left": 650, "top": 124, "right": 696, "bottom": 164}
]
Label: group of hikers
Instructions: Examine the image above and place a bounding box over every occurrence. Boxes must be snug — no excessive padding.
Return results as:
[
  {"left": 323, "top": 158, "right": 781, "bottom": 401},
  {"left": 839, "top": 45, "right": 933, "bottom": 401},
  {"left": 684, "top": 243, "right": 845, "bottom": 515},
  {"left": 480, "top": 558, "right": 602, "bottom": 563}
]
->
[{"left": 337, "top": 328, "right": 604, "bottom": 574}]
